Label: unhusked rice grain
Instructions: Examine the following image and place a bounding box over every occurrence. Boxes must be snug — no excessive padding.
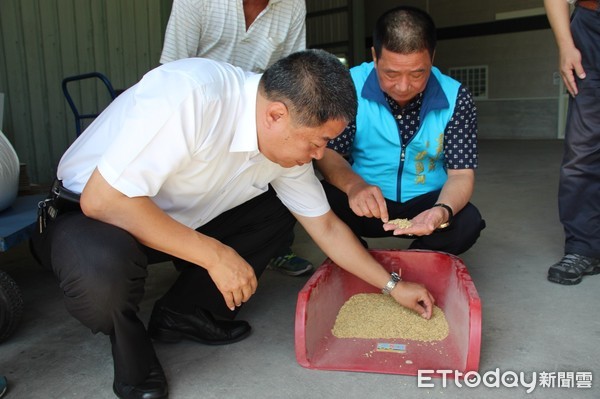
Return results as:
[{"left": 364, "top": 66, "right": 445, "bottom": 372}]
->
[
  {"left": 332, "top": 293, "right": 449, "bottom": 342},
  {"left": 388, "top": 218, "right": 412, "bottom": 228}
]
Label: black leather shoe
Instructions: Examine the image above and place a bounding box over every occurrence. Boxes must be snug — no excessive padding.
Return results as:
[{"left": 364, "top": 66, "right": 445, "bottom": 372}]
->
[
  {"left": 113, "top": 358, "right": 168, "bottom": 399},
  {"left": 148, "top": 303, "right": 251, "bottom": 345}
]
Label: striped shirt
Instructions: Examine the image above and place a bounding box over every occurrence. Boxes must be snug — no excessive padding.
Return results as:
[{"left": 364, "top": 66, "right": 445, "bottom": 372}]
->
[{"left": 160, "top": 0, "right": 306, "bottom": 73}]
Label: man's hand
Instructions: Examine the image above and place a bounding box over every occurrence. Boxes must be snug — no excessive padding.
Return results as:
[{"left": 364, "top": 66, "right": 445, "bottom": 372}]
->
[
  {"left": 559, "top": 45, "right": 585, "bottom": 96},
  {"left": 347, "top": 181, "right": 389, "bottom": 221},
  {"left": 205, "top": 244, "right": 258, "bottom": 311},
  {"left": 296, "top": 210, "right": 436, "bottom": 319},
  {"left": 382, "top": 205, "right": 448, "bottom": 236},
  {"left": 391, "top": 281, "right": 435, "bottom": 319},
  {"left": 81, "top": 168, "right": 259, "bottom": 312},
  {"left": 544, "top": 0, "right": 586, "bottom": 97}
]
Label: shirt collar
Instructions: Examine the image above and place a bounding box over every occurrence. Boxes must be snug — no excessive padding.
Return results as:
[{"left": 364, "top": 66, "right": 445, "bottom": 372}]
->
[
  {"left": 361, "top": 65, "right": 449, "bottom": 120},
  {"left": 231, "top": 73, "right": 262, "bottom": 154}
]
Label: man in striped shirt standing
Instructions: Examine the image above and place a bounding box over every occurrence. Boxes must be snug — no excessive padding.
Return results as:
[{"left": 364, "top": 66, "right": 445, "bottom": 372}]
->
[{"left": 160, "top": 0, "right": 313, "bottom": 275}]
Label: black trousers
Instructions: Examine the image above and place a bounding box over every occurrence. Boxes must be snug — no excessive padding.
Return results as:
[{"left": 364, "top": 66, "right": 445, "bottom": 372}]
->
[
  {"left": 321, "top": 180, "right": 485, "bottom": 255},
  {"left": 31, "top": 187, "right": 295, "bottom": 385},
  {"left": 559, "top": 7, "right": 600, "bottom": 259}
]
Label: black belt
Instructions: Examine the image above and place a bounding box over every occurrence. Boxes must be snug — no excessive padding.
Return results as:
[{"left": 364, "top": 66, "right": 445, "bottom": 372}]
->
[
  {"left": 577, "top": 0, "right": 600, "bottom": 11},
  {"left": 37, "top": 179, "right": 81, "bottom": 232}
]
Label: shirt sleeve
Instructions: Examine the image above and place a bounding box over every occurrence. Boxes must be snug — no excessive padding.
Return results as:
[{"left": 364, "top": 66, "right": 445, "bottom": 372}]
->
[
  {"left": 443, "top": 85, "right": 478, "bottom": 170},
  {"left": 97, "top": 69, "right": 202, "bottom": 197},
  {"left": 271, "top": 164, "right": 331, "bottom": 217},
  {"left": 327, "top": 118, "right": 356, "bottom": 156},
  {"left": 281, "top": 0, "right": 307, "bottom": 55},
  {"left": 159, "top": 0, "right": 203, "bottom": 63}
]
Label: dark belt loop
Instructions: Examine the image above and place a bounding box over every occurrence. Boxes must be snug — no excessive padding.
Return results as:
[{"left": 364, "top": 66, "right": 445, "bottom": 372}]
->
[{"left": 53, "top": 179, "right": 82, "bottom": 204}]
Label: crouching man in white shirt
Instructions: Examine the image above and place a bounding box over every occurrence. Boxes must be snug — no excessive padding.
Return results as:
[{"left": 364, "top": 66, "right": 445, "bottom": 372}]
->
[{"left": 32, "top": 49, "right": 434, "bottom": 399}]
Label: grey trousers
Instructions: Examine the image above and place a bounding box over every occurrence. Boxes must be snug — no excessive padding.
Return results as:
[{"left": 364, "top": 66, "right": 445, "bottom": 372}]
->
[{"left": 559, "top": 6, "right": 600, "bottom": 258}]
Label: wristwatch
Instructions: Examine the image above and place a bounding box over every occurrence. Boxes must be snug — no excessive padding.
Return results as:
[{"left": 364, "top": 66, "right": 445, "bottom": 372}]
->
[
  {"left": 382, "top": 272, "right": 401, "bottom": 295},
  {"left": 433, "top": 203, "right": 453, "bottom": 229}
]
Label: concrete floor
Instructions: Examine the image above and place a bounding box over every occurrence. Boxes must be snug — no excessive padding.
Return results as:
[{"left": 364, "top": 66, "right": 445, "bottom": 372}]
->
[{"left": 1, "top": 140, "right": 599, "bottom": 399}]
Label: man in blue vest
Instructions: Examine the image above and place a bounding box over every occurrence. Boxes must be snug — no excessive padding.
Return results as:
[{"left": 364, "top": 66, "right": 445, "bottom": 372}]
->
[{"left": 316, "top": 6, "right": 485, "bottom": 255}]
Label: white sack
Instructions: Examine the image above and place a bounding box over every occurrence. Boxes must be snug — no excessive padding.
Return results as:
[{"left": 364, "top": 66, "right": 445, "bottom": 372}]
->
[{"left": 0, "top": 129, "right": 20, "bottom": 211}]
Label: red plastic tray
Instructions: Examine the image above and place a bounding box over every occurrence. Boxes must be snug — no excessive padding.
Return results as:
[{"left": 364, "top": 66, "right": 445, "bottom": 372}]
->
[{"left": 295, "top": 249, "right": 481, "bottom": 377}]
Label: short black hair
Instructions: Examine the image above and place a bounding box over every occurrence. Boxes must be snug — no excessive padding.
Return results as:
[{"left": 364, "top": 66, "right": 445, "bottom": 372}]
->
[
  {"left": 372, "top": 6, "right": 436, "bottom": 60},
  {"left": 260, "top": 49, "right": 357, "bottom": 127}
]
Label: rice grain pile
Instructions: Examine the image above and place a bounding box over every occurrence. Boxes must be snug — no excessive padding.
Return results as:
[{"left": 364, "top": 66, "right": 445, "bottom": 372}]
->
[
  {"left": 332, "top": 293, "right": 449, "bottom": 342},
  {"left": 388, "top": 218, "right": 412, "bottom": 228}
]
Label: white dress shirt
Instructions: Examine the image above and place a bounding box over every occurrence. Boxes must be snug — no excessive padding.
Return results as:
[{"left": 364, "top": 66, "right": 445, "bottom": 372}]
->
[{"left": 58, "top": 58, "right": 329, "bottom": 228}]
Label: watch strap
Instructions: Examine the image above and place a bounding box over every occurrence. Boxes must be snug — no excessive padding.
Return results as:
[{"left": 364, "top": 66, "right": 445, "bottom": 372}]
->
[
  {"left": 382, "top": 272, "right": 401, "bottom": 295},
  {"left": 433, "top": 203, "right": 453, "bottom": 229}
]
